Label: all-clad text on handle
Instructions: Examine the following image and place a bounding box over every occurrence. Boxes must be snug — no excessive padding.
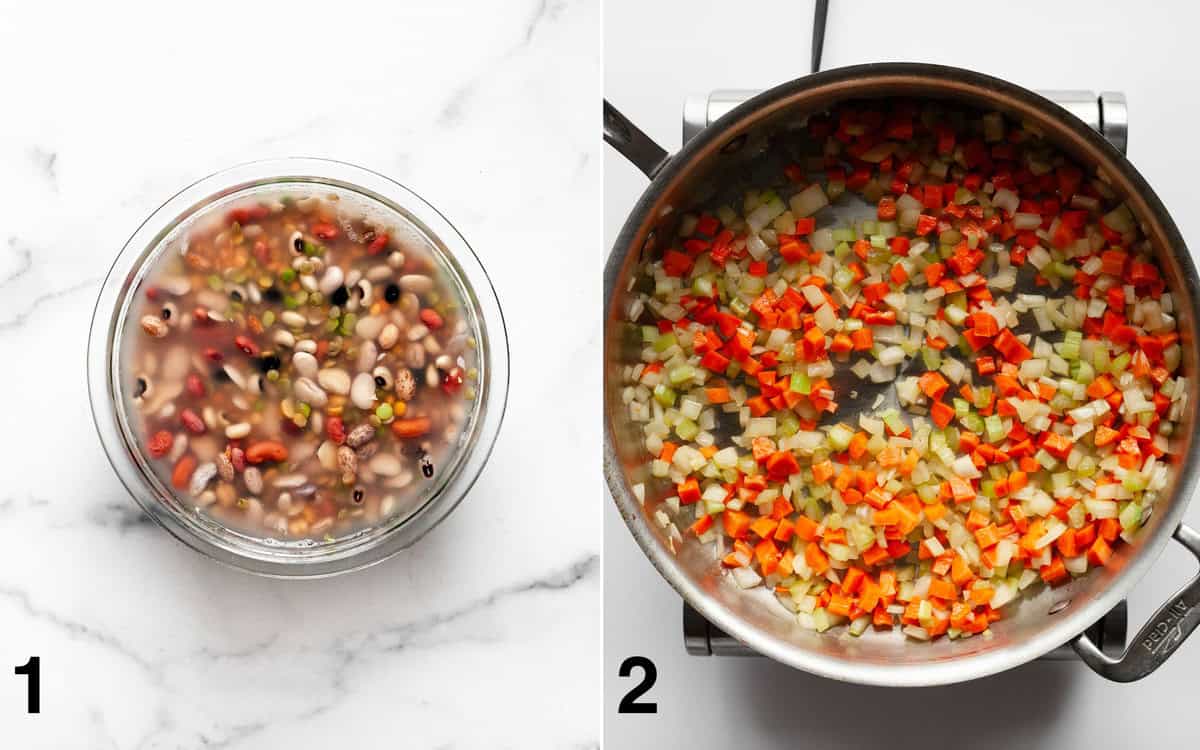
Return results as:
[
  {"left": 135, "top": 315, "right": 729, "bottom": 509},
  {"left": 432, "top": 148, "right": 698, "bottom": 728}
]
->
[{"left": 1074, "top": 524, "right": 1200, "bottom": 681}]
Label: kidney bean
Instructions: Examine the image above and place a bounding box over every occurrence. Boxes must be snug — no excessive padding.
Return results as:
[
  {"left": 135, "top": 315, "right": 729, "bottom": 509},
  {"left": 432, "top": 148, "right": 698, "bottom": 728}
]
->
[
  {"left": 367, "top": 233, "right": 390, "bottom": 255},
  {"left": 234, "top": 335, "right": 259, "bottom": 356},
  {"left": 203, "top": 347, "right": 223, "bottom": 363},
  {"left": 441, "top": 366, "right": 464, "bottom": 394},
  {"left": 147, "top": 430, "right": 173, "bottom": 459},
  {"left": 171, "top": 455, "right": 197, "bottom": 489},
  {"left": 419, "top": 308, "right": 444, "bottom": 329},
  {"left": 226, "top": 205, "right": 270, "bottom": 225},
  {"left": 230, "top": 446, "right": 246, "bottom": 472},
  {"left": 312, "top": 222, "right": 339, "bottom": 240},
  {"left": 391, "top": 416, "right": 432, "bottom": 439},
  {"left": 253, "top": 239, "right": 270, "bottom": 266},
  {"left": 193, "top": 307, "right": 211, "bottom": 324},
  {"left": 246, "top": 440, "right": 289, "bottom": 464},
  {"left": 326, "top": 415, "right": 346, "bottom": 445},
  {"left": 180, "top": 408, "right": 206, "bottom": 434},
  {"left": 186, "top": 373, "right": 206, "bottom": 397}
]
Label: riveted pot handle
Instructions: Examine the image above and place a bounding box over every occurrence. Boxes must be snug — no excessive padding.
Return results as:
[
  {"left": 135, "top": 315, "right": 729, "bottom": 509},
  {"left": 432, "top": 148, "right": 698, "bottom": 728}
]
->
[
  {"left": 1073, "top": 524, "right": 1200, "bottom": 682},
  {"left": 604, "top": 99, "right": 670, "bottom": 179}
]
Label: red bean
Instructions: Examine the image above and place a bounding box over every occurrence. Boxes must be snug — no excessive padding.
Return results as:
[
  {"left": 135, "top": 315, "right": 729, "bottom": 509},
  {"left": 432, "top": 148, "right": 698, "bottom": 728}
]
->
[
  {"left": 194, "top": 307, "right": 211, "bottom": 324},
  {"left": 203, "top": 347, "right": 223, "bottom": 363},
  {"left": 234, "top": 335, "right": 259, "bottom": 356},
  {"left": 186, "top": 373, "right": 206, "bottom": 397},
  {"left": 230, "top": 446, "right": 246, "bottom": 472},
  {"left": 441, "top": 366, "right": 464, "bottom": 394},
  {"left": 180, "top": 408, "right": 206, "bottom": 434},
  {"left": 326, "top": 415, "right": 346, "bottom": 445},
  {"left": 253, "top": 239, "right": 270, "bottom": 266},
  {"left": 145, "top": 285, "right": 161, "bottom": 301},
  {"left": 147, "top": 430, "right": 173, "bottom": 458},
  {"left": 312, "top": 222, "right": 339, "bottom": 240},
  {"left": 246, "top": 440, "right": 288, "bottom": 464},
  {"left": 367, "top": 233, "right": 390, "bottom": 255},
  {"left": 419, "top": 308, "right": 444, "bottom": 329},
  {"left": 171, "top": 455, "right": 196, "bottom": 489}
]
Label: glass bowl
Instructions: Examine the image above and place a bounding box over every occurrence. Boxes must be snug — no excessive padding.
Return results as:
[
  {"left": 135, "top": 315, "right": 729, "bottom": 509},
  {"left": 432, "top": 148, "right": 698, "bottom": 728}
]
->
[{"left": 88, "top": 158, "right": 509, "bottom": 577}]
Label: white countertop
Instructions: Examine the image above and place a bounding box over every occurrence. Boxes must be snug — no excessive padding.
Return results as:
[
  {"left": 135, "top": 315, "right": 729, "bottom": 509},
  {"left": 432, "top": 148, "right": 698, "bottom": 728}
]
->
[
  {"left": 0, "top": 1, "right": 600, "bottom": 747},
  {"left": 606, "top": 1, "right": 1200, "bottom": 747}
]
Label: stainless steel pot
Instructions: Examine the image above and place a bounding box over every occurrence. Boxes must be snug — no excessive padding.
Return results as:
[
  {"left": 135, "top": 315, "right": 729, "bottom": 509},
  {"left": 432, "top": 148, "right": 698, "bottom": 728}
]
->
[{"left": 604, "top": 63, "right": 1200, "bottom": 685}]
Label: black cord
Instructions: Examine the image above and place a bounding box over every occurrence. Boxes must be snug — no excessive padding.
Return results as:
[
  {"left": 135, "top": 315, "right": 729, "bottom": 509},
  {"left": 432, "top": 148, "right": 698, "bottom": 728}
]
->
[{"left": 811, "top": 0, "right": 829, "bottom": 73}]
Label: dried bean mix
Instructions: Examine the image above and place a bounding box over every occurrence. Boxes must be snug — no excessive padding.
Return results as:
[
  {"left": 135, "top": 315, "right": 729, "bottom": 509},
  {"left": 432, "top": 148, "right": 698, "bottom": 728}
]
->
[{"left": 126, "top": 193, "right": 478, "bottom": 541}]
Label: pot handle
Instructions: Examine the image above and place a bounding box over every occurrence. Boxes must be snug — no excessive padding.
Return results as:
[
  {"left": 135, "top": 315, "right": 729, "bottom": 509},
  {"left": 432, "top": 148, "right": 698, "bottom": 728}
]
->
[
  {"left": 604, "top": 99, "right": 670, "bottom": 179},
  {"left": 1073, "top": 523, "right": 1200, "bottom": 681}
]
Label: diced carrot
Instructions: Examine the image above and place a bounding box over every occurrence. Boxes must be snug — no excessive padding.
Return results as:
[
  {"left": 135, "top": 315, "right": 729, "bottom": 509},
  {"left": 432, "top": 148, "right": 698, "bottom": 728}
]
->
[
  {"left": 930, "top": 400, "right": 956, "bottom": 428},
  {"left": 723, "top": 510, "right": 752, "bottom": 539},
  {"left": 1040, "top": 557, "right": 1069, "bottom": 586},
  {"left": 676, "top": 478, "right": 701, "bottom": 504},
  {"left": 848, "top": 431, "right": 869, "bottom": 459},
  {"left": 928, "top": 578, "right": 958, "bottom": 601},
  {"left": 1088, "top": 537, "right": 1113, "bottom": 567},
  {"left": 659, "top": 441, "right": 677, "bottom": 463},
  {"left": 842, "top": 567, "right": 866, "bottom": 594},
  {"left": 862, "top": 545, "right": 891, "bottom": 567},
  {"left": 688, "top": 515, "right": 714, "bottom": 536},
  {"left": 811, "top": 459, "right": 835, "bottom": 484},
  {"left": 974, "top": 524, "right": 1001, "bottom": 549},
  {"left": 805, "top": 543, "right": 830, "bottom": 575},
  {"left": 793, "top": 516, "right": 819, "bottom": 542},
  {"left": 750, "top": 516, "right": 778, "bottom": 539},
  {"left": 705, "top": 386, "right": 731, "bottom": 404}
]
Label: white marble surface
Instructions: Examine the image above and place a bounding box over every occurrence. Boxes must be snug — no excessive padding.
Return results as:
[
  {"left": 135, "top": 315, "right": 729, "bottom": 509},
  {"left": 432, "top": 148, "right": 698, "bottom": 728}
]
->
[
  {"left": 0, "top": 0, "right": 600, "bottom": 747},
  {"left": 606, "top": 1, "right": 1200, "bottom": 748}
]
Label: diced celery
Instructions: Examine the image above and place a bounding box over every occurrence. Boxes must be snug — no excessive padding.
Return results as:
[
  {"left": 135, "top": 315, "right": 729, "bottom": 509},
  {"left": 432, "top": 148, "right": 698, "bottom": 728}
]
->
[
  {"left": 675, "top": 418, "right": 699, "bottom": 441},
  {"left": 832, "top": 228, "right": 857, "bottom": 244},
  {"left": 653, "top": 383, "right": 677, "bottom": 407},
  {"left": 790, "top": 371, "right": 811, "bottom": 394},
  {"left": 1061, "top": 330, "right": 1082, "bottom": 360},
  {"left": 730, "top": 298, "right": 751, "bottom": 318},
  {"left": 1111, "top": 352, "right": 1131, "bottom": 374},
  {"left": 962, "top": 413, "right": 985, "bottom": 435},
  {"left": 984, "top": 414, "right": 1004, "bottom": 444},
  {"left": 954, "top": 398, "right": 970, "bottom": 420},
  {"left": 1122, "top": 471, "right": 1147, "bottom": 493},
  {"left": 778, "top": 413, "right": 800, "bottom": 438},
  {"left": 828, "top": 424, "right": 854, "bottom": 452},
  {"left": 653, "top": 332, "right": 677, "bottom": 353},
  {"left": 1119, "top": 502, "right": 1142, "bottom": 531},
  {"left": 973, "top": 386, "right": 993, "bottom": 410},
  {"left": 668, "top": 364, "right": 695, "bottom": 385},
  {"left": 921, "top": 347, "right": 942, "bottom": 371}
]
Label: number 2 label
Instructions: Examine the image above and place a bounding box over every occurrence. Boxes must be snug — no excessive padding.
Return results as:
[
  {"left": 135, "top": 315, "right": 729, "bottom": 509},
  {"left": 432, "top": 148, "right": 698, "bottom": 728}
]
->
[{"left": 617, "top": 656, "right": 657, "bottom": 714}]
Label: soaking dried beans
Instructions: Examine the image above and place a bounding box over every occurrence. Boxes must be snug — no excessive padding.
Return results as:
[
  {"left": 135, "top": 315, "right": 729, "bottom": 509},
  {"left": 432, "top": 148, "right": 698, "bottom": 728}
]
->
[{"left": 127, "top": 193, "right": 479, "bottom": 541}]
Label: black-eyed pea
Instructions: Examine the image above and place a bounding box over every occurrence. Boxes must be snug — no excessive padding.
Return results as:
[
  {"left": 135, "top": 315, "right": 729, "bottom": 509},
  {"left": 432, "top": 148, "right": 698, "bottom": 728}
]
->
[{"left": 372, "top": 366, "right": 394, "bottom": 390}]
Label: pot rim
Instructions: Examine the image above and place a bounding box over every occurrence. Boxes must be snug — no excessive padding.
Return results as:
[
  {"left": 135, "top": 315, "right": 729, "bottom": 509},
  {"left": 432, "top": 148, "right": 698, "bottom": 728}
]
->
[
  {"left": 604, "top": 62, "right": 1200, "bottom": 685},
  {"left": 89, "top": 157, "right": 510, "bottom": 578}
]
